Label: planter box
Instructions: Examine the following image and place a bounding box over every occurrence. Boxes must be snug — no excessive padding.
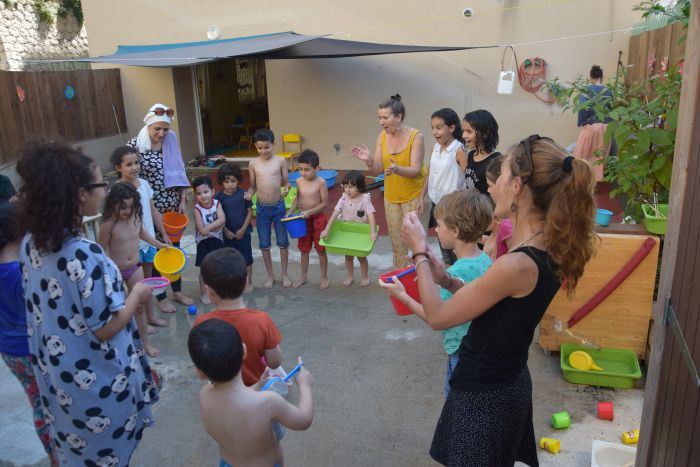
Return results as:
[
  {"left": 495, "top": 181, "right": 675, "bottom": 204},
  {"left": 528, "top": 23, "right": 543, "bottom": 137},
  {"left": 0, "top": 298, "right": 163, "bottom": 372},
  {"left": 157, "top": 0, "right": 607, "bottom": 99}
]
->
[{"left": 642, "top": 203, "right": 668, "bottom": 235}]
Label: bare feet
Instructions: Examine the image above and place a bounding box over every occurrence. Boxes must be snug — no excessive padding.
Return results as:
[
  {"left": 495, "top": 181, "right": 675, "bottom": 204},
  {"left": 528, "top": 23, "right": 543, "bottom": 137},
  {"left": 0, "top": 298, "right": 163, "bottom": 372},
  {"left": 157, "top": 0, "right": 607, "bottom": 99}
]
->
[
  {"left": 319, "top": 278, "right": 330, "bottom": 290},
  {"left": 293, "top": 277, "right": 308, "bottom": 289},
  {"left": 148, "top": 317, "right": 169, "bottom": 327},
  {"left": 157, "top": 298, "right": 176, "bottom": 314},
  {"left": 360, "top": 277, "right": 370, "bottom": 287},
  {"left": 282, "top": 276, "right": 292, "bottom": 288},
  {"left": 342, "top": 277, "right": 353, "bottom": 287},
  {"left": 147, "top": 325, "right": 159, "bottom": 335},
  {"left": 145, "top": 344, "right": 160, "bottom": 358},
  {"left": 264, "top": 277, "right": 275, "bottom": 289},
  {"left": 200, "top": 294, "right": 212, "bottom": 305},
  {"left": 173, "top": 292, "right": 194, "bottom": 306},
  {"left": 244, "top": 282, "right": 254, "bottom": 293}
]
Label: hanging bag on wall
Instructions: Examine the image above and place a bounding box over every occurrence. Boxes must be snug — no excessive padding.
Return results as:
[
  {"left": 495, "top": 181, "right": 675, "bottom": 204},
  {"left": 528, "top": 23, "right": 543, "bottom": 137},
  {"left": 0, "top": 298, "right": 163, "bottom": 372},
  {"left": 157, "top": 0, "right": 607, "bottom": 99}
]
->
[{"left": 498, "top": 46, "right": 517, "bottom": 95}]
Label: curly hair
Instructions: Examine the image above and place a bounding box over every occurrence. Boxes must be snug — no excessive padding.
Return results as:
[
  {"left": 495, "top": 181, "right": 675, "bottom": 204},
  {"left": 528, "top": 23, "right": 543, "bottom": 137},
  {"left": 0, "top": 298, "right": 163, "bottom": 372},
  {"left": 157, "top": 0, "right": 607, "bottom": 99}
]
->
[
  {"left": 463, "top": 109, "right": 499, "bottom": 153},
  {"left": 434, "top": 189, "right": 492, "bottom": 244},
  {"left": 506, "top": 136, "right": 597, "bottom": 297},
  {"left": 16, "top": 141, "right": 96, "bottom": 252},
  {"left": 217, "top": 163, "right": 243, "bottom": 184},
  {"left": 103, "top": 182, "right": 143, "bottom": 226}
]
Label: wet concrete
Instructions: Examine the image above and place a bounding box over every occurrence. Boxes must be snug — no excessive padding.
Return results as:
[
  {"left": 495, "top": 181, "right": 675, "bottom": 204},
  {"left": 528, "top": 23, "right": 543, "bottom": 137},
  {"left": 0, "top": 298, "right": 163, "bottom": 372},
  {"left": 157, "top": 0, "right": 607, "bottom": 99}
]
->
[{"left": 0, "top": 232, "right": 644, "bottom": 467}]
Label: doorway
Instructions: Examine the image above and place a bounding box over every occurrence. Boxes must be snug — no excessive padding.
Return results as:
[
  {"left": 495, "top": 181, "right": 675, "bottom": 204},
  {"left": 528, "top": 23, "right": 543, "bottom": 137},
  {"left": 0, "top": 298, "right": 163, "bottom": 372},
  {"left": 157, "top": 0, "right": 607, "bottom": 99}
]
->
[{"left": 195, "top": 59, "right": 269, "bottom": 157}]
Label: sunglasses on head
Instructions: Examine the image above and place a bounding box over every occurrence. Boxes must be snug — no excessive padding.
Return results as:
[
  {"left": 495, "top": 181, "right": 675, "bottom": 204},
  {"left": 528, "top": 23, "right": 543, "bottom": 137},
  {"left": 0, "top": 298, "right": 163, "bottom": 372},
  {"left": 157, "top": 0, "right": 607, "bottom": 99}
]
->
[
  {"left": 152, "top": 107, "right": 174, "bottom": 117},
  {"left": 519, "top": 134, "right": 554, "bottom": 184},
  {"left": 85, "top": 181, "right": 108, "bottom": 190}
]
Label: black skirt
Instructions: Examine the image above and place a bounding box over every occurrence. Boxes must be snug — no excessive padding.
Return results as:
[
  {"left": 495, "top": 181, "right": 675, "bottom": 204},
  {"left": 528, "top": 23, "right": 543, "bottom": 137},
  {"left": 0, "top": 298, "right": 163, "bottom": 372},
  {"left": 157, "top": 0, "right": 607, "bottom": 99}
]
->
[{"left": 430, "top": 365, "right": 538, "bottom": 467}]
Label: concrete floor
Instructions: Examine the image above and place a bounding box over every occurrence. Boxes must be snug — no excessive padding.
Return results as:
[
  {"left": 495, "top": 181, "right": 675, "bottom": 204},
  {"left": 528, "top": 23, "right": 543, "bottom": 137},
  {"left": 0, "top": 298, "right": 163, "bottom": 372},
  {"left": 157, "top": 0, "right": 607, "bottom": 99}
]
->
[{"left": 0, "top": 231, "right": 644, "bottom": 467}]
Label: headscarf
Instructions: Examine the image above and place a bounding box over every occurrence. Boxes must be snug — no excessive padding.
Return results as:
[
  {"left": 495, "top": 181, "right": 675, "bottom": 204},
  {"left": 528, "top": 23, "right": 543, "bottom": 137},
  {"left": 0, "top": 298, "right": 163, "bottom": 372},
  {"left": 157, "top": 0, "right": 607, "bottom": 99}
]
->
[
  {"left": 136, "top": 104, "right": 189, "bottom": 188},
  {"left": 135, "top": 103, "right": 174, "bottom": 153}
]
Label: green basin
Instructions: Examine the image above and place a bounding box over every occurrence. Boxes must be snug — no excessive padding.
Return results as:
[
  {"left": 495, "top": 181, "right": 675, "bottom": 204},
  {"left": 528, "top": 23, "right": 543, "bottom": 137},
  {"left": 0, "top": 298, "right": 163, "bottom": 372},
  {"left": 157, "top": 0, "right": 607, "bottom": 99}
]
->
[
  {"left": 560, "top": 344, "right": 642, "bottom": 389},
  {"left": 318, "top": 220, "right": 379, "bottom": 257}
]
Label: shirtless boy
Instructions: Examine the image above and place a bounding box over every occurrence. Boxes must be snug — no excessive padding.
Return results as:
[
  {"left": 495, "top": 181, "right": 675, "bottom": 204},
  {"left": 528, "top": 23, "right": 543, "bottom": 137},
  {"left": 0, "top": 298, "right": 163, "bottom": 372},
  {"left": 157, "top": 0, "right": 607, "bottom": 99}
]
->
[
  {"left": 188, "top": 319, "right": 314, "bottom": 467},
  {"left": 246, "top": 129, "right": 291, "bottom": 289},
  {"left": 287, "top": 150, "right": 329, "bottom": 289}
]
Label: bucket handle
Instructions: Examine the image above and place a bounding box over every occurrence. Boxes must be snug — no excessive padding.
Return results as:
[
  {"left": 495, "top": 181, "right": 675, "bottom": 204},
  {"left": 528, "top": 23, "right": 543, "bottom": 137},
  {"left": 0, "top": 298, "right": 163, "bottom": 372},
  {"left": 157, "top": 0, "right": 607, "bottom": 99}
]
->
[
  {"left": 282, "top": 214, "right": 304, "bottom": 222},
  {"left": 381, "top": 266, "right": 416, "bottom": 283}
]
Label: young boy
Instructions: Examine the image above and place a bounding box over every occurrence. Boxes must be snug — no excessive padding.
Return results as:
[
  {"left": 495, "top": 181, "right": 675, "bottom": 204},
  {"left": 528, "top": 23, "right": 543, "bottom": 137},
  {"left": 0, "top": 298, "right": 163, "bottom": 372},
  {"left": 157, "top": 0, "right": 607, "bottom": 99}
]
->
[
  {"left": 379, "top": 189, "right": 493, "bottom": 397},
  {"left": 215, "top": 164, "right": 254, "bottom": 293},
  {"left": 287, "top": 149, "right": 329, "bottom": 289},
  {"left": 188, "top": 319, "right": 314, "bottom": 467},
  {"left": 246, "top": 128, "right": 292, "bottom": 289},
  {"left": 193, "top": 247, "right": 284, "bottom": 386},
  {"left": 192, "top": 176, "right": 225, "bottom": 304}
]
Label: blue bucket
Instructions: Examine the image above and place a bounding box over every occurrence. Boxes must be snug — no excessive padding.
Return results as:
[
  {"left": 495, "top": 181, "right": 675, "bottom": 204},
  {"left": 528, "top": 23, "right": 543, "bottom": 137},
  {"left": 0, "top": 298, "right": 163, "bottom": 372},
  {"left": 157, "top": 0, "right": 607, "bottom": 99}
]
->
[
  {"left": 595, "top": 208, "right": 613, "bottom": 226},
  {"left": 288, "top": 171, "right": 301, "bottom": 188},
  {"left": 282, "top": 215, "right": 307, "bottom": 238},
  {"left": 318, "top": 170, "right": 339, "bottom": 188}
]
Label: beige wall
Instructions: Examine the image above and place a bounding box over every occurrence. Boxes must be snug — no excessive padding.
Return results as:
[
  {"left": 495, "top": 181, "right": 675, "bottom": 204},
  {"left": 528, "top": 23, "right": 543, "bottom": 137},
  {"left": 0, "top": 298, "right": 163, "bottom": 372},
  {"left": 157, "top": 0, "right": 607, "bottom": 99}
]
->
[{"left": 81, "top": 0, "right": 642, "bottom": 169}]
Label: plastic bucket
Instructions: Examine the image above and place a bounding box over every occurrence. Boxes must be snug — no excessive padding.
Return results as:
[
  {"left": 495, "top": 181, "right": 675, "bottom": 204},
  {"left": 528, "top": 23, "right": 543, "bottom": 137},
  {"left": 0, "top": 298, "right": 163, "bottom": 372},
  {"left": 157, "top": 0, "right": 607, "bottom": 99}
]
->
[
  {"left": 153, "top": 247, "right": 187, "bottom": 282},
  {"left": 598, "top": 401, "right": 614, "bottom": 421},
  {"left": 163, "top": 212, "right": 188, "bottom": 242},
  {"left": 282, "top": 215, "right": 307, "bottom": 239},
  {"left": 379, "top": 266, "right": 420, "bottom": 316},
  {"left": 595, "top": 208, "right": 613, "bottom": 227}
]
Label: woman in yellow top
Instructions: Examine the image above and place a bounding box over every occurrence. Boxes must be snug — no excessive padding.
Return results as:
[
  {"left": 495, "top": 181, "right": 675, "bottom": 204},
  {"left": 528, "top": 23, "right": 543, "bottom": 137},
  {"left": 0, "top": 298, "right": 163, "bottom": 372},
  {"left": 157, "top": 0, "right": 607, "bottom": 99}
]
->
[{"left": 352, "top": 94, "right": 426, "bottom": 268}]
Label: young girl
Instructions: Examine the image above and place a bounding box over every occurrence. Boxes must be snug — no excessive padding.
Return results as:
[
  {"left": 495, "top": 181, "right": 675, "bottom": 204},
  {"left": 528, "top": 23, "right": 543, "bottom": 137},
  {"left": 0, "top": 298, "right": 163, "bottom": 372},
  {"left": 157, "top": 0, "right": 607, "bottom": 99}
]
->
[
  {"left": 419, "top": 108, "right": 468, "bottom": 265},
  {"left": 379, "top": 190, "right": 492, "bottom": 397},
  {"left": 111, "top": 146, "right": 172, "bottom": 326},
  {"left": 482, "top": 155, "right": 513, "bottom": 260},
  {"left": 462, "top": 109, "right": 501, "bottom": 197},
  {"left": 0, "top": 202, "right": 57, "bottom": 466},
  {"left": 98, "top": 182, "right": 168, "bottom": 357},
  {"left": 321, "top": 171, "right": 377, "bottom": 287}
]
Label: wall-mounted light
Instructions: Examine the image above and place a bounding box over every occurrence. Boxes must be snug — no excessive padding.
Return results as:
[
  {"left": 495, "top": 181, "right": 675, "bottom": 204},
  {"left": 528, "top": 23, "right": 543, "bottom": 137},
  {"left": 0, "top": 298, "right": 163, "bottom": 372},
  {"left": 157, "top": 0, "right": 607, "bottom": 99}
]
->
[
  {"left": 207, "top": 25, "right": 221, "bottom": 40},
  {"left": 462, "top": 8, "right": 474, "bottom": 19}
]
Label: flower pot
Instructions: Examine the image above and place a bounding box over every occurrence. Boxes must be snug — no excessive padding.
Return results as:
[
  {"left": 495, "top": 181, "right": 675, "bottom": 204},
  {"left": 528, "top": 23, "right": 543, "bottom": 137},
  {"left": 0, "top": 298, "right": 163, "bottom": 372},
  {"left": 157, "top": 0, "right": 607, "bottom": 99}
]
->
[{"left": 642, "top": 204, "right": 668, "bottom": 235}]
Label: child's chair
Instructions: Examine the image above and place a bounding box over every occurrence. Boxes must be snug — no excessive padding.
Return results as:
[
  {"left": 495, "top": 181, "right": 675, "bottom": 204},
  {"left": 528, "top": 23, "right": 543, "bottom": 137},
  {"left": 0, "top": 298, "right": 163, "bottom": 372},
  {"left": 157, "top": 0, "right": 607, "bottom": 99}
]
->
[{"left": 278, "top": 134, "right": 302, "bottom": 169}]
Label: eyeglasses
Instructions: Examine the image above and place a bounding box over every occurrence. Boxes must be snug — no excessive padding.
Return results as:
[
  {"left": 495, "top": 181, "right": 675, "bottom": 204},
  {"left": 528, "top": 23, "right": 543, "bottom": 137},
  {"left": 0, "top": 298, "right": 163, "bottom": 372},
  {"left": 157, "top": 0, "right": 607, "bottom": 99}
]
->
[
  {"left": 152, "top": 107, "right": 174, "bottom": 117},
  {"left": 519, "top": 134, "right": 553, "bottom": 184},
  {"left": 85, "top": 181, "right": 108, "bottom": 190}
]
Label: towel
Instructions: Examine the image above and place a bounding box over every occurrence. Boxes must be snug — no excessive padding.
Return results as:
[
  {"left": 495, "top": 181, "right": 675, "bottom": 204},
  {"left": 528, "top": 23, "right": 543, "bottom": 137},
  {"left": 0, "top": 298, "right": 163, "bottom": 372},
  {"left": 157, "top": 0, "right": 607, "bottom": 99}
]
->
[{"left": 161, "top": 131, "right": 190, "bottom": 188}]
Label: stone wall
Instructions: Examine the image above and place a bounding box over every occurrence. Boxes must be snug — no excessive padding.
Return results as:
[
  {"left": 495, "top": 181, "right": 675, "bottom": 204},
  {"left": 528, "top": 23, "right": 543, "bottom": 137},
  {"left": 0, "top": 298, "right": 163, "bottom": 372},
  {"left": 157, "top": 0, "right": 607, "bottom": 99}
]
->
[{"left": 0, "top": 0, "right": 88, "bottom": 70}]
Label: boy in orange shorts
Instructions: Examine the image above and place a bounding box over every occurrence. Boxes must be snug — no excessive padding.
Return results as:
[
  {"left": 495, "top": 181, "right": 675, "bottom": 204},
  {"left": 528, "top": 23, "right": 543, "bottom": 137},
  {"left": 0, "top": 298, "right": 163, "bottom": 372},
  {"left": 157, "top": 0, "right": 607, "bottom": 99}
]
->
[{"left": 287, "top": 150, "right": 329, "bottom": 289}]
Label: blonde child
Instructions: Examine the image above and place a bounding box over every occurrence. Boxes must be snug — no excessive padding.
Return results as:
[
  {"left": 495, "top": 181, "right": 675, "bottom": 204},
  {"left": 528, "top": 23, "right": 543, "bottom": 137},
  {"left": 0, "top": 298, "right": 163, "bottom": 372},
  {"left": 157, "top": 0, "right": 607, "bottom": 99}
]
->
[
  {"left": 192, "top": 176, "right": 225, "bottom": 304},
  {"left": 110, "top": 145, "right": 172, "bottom": 325},
  {"left": 321, "top": 170, "right": 377, "bottom": 287},
  {"left": 245, "top": 128, "right": 292, "bottom": 289},
  {"left": 287, "top": 150, "right": 329, "bottom": 289},
  {"left": 482, "top": 155, "right": 514, "bottom": 260},
  {"left": 98, "top": 182, "right": 168, "bottom": 357},
  {"left": 418, "top": 108, "right": 468, "bottom": 265},
  {"left": 379, "top": 189, "right": 492, "bottom": 397}
]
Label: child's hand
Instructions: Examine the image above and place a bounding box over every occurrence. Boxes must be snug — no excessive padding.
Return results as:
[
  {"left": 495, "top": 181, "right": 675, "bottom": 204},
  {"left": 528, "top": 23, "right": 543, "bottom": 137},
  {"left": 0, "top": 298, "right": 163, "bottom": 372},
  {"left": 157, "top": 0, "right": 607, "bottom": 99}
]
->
[
  {"left": 281, "top": 186, "right": 289, "bottom": 197},
  {"left": 131, "top": 282, "right": 153, "bottom": 302},
  {"left": 164, "top": 237, "right": 173, "bottom": 247},
  {"left": 320, "top": 228, "right": 329, "bottom": 239},
  {"left": 234, "top": 228, "right": 245, "bottom": 240},
  {"left": 294, "top": 366, "right": 313, "bottom": 388},
  {"left": 157, "top": 241, "right": 168, "bottom": 250},
  {"left": 244, "top": 191, "right": 252, "bottom": 201},
  {"left": 224, "top": 228, "right": 235, "bottom": 240},
  {"left": 378, "top": 275, "right": 408, "bottom": 299},
  {"left": 370, "top": 231, "right": 378, "bottom": 241}
]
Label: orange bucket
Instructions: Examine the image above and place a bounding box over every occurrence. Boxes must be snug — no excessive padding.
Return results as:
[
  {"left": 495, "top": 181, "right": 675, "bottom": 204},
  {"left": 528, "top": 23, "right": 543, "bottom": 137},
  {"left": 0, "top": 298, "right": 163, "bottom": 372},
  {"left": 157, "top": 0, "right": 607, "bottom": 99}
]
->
[{"left": 163, "top": 211, "right": 188, "bottom": 242}]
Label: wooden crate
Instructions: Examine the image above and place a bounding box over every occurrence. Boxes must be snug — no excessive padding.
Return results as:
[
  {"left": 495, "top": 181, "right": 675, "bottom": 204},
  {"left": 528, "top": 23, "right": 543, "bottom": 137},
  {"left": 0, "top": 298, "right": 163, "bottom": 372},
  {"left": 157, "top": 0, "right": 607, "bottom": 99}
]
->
[{"left": 539, "top": 233, "right": 660, "bottom": 360}]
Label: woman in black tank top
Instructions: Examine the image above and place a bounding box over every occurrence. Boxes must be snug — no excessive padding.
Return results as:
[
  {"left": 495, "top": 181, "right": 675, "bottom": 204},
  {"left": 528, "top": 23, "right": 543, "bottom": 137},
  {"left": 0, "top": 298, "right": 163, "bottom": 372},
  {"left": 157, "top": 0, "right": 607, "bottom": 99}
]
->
[{"left": 396, "top": 135, "right": 597, "bottom": 466}]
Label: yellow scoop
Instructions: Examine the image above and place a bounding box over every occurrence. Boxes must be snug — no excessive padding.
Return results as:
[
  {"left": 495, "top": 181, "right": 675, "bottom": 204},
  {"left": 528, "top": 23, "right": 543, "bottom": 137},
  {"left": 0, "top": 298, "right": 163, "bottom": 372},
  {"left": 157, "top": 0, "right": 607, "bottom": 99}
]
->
[{"left": 569, "top": 351, "right": 603, "bottom": 371}]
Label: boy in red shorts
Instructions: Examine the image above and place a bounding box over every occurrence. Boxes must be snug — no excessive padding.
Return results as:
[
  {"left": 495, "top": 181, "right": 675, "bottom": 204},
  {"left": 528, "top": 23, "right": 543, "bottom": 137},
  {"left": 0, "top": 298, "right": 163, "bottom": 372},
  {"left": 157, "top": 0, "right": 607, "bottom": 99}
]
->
[{"left": 287, "top": 150, "right": 329, "bottom": 289}]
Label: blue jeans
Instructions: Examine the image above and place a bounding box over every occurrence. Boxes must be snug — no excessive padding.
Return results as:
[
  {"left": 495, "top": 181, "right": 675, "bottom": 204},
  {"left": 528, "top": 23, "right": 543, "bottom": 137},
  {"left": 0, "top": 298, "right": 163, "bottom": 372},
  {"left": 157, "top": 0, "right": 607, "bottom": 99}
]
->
[
  {"left": 444, "top": 353, "right": 460, "bottom": 398},
  {"left": 256, "top": 200, "right": 289, "bottom": 249}
]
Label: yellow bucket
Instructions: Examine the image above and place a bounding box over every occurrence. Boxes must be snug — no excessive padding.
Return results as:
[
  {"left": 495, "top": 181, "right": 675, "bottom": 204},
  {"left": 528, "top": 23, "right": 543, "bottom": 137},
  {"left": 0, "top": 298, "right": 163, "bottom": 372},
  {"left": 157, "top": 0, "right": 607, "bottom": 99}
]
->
[{"left": 153, "top": 247, "right": 187, "bottom": 282}]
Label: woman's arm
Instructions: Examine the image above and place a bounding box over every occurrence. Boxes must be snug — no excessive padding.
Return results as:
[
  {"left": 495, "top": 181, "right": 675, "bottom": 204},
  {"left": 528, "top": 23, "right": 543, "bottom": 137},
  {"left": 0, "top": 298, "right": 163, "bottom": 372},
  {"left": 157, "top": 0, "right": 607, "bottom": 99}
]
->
[
  {"left": 350, "top": 133, "right": 384, "bottom": 176},
  {"left": 178, "top": 188, "right": 188, "bottom": 214},
  {"left": 150, "top": 200, "right": 172, "bottom": 245}
]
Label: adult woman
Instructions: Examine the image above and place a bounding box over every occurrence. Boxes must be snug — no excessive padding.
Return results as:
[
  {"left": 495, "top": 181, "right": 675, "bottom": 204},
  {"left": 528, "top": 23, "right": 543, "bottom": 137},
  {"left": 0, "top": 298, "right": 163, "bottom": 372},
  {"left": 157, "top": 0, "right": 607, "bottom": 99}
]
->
[
  {"left": 574, "top": 65, "right": 613, "bottom": 182},
  {"left": 127, "top": 103, "right": 193, "bottom": 312},
  {"left": 17, "top": 141, "right": 159, "bottom": 466},
  {"left": 386, "top": 136, "right": 596, "bottom": 466},
  {"left": 351, "top": 94, "right": 426, "bottom": 268}
]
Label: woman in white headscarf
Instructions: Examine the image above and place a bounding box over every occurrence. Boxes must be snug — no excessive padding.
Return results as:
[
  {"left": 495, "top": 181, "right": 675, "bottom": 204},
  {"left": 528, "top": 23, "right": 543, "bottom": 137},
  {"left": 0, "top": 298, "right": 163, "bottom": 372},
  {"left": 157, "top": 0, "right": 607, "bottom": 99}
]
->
[{"left": 127, "top": 104, "right": 193, "bottom": 312}]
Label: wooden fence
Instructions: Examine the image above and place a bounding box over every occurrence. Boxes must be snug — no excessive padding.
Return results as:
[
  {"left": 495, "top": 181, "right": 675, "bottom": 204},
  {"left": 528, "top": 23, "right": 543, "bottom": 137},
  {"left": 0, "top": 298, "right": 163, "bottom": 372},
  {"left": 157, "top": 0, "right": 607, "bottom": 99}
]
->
[
  {"left": 0, "top": 69, "right": 127, "bottom": 165},
  {"left": 627, "top": 22, "right": 686, "bottom": 87}
]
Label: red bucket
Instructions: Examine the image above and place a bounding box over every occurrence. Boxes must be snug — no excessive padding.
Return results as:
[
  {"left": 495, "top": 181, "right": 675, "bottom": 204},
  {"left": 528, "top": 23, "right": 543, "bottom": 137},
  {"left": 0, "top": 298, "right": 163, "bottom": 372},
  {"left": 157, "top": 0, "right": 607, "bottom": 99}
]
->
[{"left": 379, "top": 266, "right": 421, "bottom": 316}]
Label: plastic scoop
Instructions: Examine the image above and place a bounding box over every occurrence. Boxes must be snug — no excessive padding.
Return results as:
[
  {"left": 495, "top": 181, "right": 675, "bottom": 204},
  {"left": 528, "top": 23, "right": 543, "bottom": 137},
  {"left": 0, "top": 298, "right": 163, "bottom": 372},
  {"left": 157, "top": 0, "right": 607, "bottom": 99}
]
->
[
  {"left": 140, "top": 277, "right": 171, "bottom": 296},
  {"left": 569, "top": 350, "right": 603, "bottom": 371},
  {"left": 262, "top": 358, "right": 304, "bottom": 395}
]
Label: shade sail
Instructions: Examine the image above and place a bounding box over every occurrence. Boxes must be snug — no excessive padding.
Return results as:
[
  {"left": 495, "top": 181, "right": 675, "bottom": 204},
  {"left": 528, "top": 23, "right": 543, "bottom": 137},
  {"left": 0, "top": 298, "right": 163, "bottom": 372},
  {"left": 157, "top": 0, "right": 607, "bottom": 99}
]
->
[{"left": 31, "top": 32, "right": 493, "bottom": 67}]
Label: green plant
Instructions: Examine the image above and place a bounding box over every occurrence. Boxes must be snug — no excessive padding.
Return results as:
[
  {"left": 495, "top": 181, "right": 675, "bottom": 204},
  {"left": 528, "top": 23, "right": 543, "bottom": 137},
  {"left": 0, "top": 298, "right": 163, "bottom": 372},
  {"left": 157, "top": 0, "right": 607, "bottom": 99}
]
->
[
  {"left": 634, "top": 0, "right": 691, "bottom": 27},
  {"left": 2, "top": 0, "right": 18, "bottom": 8},
  {"left": 33, "top": 0, "right": 84, "bottom": 26},
  {"left": 34, "top": 0, "right": 54, "bottom": 24}
]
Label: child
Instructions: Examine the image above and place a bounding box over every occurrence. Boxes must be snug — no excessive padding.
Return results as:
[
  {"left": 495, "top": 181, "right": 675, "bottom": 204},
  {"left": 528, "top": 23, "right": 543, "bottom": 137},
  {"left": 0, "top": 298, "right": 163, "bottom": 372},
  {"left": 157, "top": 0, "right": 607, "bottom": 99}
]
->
[
  {"left": 246, "top": 128, "right": 292, "bottom": 289},
  {"left": 111, "top": 145, "right": 172, "bottom": 327},
  {"left": 420, "top": 108, "right": 468, "bottom": 265},
  {"left": 192, "top": 176, "right": 226, "bottom": 304},
  {"left": 0, "top": 202, "right": 57, "bottom": 466},
  {"left": 98, "top": 182, "right": 169, "bottom": 357},
  {"left": 483, "top": 155, "right": 513, "bottom": 260},
  {"left": 215, "top": 163, "right": 254, "bottom": 293},
  {"left": 287, "top": 149, "right": 329, "bottom": 289},
  {"left": 379, "top": 189, "right": 492, "bottom": 397},
  {"left": 321, "top": 170, "right": 378, "bottom": 287},
  {"left": 188, "top": 319, "right": 314, "bottom": 467},
  {"left": 193, "top": 248, "right": 283, "bottom": 386},
  {"left": 462, "top": 109, "right": 501, "bottom": 197}
]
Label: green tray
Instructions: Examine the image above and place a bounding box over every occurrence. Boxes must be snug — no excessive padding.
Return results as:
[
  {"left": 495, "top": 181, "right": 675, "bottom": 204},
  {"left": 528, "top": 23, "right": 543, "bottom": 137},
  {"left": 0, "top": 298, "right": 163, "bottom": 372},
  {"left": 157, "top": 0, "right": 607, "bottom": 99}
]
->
[
  {"left": 251, "top": 187, "right": 297, "bottom": 217},
  {"left": 560, "top": 344, "right": 642, "bottom": 389},
  {"left": 642, "top": 203, "right": 668, "bottom": 235},
  {"left": 318, "top": 220, "right": 379, "bottom": 257}
]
